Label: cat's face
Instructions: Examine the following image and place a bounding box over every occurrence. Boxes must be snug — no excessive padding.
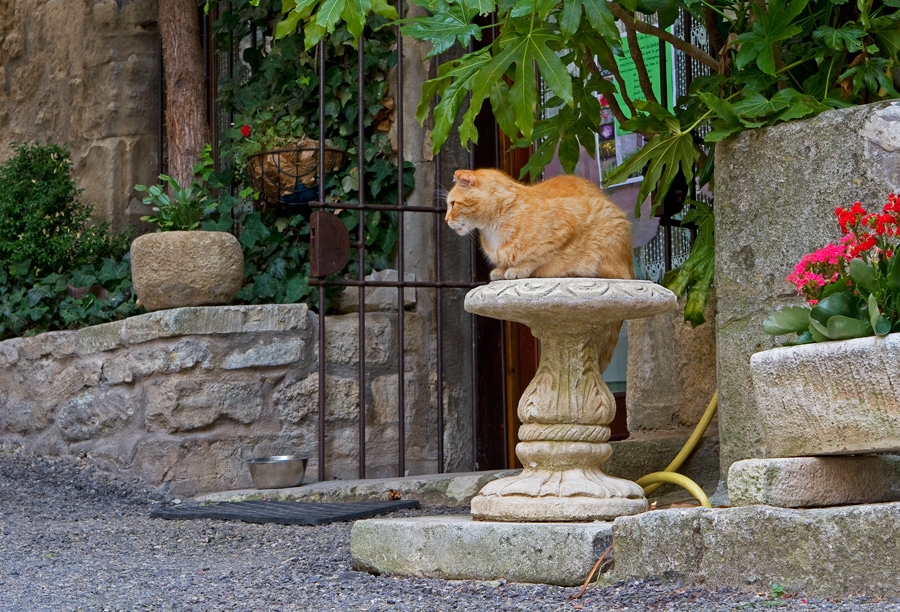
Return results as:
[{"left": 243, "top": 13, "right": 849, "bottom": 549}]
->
[{"left": 445, "top": 170, "right": 484, "bottom": 235}]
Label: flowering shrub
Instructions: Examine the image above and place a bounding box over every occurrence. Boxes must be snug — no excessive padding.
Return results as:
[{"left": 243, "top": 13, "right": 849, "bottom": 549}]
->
[{"left": 764, "top": 195, "right": 900, "bottom": 343}]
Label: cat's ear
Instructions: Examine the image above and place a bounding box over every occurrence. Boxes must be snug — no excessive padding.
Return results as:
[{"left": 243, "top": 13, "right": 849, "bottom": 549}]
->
[{"left": 454, "top": 170, "right": 478, "bottom": 189}]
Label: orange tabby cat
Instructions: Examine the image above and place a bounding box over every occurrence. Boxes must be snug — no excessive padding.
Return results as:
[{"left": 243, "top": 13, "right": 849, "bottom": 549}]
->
[
  {"left": 446, "top": 168, "right": 634, "bottom": 371},
  {"left": 445, "top": 168, "right": 634, "bottom": 281}
]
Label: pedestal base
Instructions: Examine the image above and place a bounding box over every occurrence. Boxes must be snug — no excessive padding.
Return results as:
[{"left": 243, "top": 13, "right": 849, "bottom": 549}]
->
[
  {"left": 471, "top": 493, "right": 648, "bottom": 522},
  {"left": 470, "top": 465, "right": 649, "bottom": 522}
]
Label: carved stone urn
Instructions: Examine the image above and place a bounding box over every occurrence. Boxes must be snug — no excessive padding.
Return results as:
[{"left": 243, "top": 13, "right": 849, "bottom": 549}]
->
[
  {"left": 131, "top": 231, "right": 244, "bottom": 312},
  {"left": 465, "top": 278, "right": 677, "bottom": 522}
]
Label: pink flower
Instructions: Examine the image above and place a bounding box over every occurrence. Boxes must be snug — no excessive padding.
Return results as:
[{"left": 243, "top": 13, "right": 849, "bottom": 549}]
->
[{"left": 241, "top": 125, "right": 251, "bottom": 137}]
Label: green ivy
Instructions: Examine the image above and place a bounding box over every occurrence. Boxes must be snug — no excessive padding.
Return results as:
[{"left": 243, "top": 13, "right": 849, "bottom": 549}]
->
[
  {"left": 208, "top": 0, "right": 412, "bottom": 309},
  {"left": 0, "top": 143, "right": 137, "bottom": 340}
]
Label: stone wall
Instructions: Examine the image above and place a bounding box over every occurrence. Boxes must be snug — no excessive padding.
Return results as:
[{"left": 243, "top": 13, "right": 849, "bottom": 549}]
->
[
  {"left": 714, "top": 100, "right": 900, "bottom": 478},
  {"left": 0, "top": 304, "right": 447, "bottom": 497},
  {"left": 0, "top": 0, "right": 160, "bottom": 233}
]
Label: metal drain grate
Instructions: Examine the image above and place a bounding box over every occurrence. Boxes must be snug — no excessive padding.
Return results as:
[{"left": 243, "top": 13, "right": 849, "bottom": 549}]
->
[{"left": 150, "top": 500, "right": 420, "bottom": 525}]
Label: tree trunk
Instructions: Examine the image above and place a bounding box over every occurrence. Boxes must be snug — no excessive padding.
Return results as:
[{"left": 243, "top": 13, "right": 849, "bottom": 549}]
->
[{"left": 158, "top": 0, "right": 210, "bottom": 187}]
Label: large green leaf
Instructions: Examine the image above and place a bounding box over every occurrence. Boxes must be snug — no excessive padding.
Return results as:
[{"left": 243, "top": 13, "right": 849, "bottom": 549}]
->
[
  {"left": 560, "top": 0, "right": 584, "bottom": 39},
  {"left": 813, "top": 24, "right": 866, "bottom": 51},
  {"left": 400, "top": 3, "right": 482, "bottom": 58},
  {"left": 826, "top": 315, "right": 873, "bottom": 339},
  {"left": 849, "top": 257, "right": 879, "bottom": 293},
  {"left": 582, "top": 0, "right": 619, "bottom": 40},
  {"left": 762, "top": 306, "right": 812, "bottom": 335},
  {"left": 735, "top": 0, "right": 809, "bottom": 75},
  {"left": 810, "top": 291, "right": 853, "bottom": 324},
  {"left": 601, "top": 109, "right": 699, "bottom": 216}
]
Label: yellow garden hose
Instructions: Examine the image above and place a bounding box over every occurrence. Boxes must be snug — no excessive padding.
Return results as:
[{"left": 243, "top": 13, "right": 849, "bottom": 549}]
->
[{"left": 634, "top": 390, "right": 719, "bottom": 508}]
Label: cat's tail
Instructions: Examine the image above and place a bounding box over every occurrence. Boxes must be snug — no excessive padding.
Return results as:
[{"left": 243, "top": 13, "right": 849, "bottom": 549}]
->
[{"left": 596, "top": 320, "right": 623, "bottom": 373}]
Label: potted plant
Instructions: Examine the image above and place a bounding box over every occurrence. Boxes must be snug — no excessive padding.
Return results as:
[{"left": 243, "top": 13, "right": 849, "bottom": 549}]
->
[
  {"left": 755, "top": 195, "right": 900, "bottom": 457},
  {"left": 231, "top": 114, "right": 343, "bottom": 214},
  {"left": 131, "top": 149, "right": 245, "bottom": 312}
]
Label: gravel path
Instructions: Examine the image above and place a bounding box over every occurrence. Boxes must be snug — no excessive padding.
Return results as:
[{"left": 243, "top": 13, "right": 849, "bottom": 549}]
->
[{"left": 2, "top": 453, "right": 899, "bottom": 612}]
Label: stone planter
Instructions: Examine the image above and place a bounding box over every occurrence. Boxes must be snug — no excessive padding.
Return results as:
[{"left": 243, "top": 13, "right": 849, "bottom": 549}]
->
[
  {"left": 131, "top": 231, "right": 244, "bottom": 312},
  {"left": 750, "top": 333, "right": 900, "bottom": 457}
]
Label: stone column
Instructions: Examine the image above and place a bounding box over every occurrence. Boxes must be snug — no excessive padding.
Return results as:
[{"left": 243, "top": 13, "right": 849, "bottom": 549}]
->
[{"left": 464, "top": 279, "right": 676, "bottom": 521}]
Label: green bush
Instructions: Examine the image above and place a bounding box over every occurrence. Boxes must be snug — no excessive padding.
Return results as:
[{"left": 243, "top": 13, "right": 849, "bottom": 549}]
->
[{"left": 0, "top": 143, "right": 137, "bottom": 340}]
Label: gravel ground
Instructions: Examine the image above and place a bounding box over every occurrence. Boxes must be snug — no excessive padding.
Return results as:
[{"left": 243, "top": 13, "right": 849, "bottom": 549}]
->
[{"left": 2, "top": 453, "right": 900, "bottom": 612}]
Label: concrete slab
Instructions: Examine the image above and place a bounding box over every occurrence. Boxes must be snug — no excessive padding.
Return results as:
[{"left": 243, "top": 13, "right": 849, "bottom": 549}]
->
[
  {"left": 193, "top": 470, "right": 519, "bottom": 506},
  {"left": 350, "top": 515, "right": 612, "bottom": 586},
  {"left": 611, "top": 501, "right": 900, "bottom": 597},
  {"left": 728, "top": 456, "right": 900, "bottom": 507}
]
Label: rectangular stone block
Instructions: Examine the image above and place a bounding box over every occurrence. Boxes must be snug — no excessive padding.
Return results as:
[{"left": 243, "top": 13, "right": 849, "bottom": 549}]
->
[
  {"left": 729, "top": 457, "right": 900, "bottom": 508},
  {"left": 611, "top": 502, "right": 900, "bottom": 597},
  {"left": 751, "top": 334, "right": 900, "bottom": 457},
  {"left": 351, "top": 515, "right": 612, "bottom": 586}
]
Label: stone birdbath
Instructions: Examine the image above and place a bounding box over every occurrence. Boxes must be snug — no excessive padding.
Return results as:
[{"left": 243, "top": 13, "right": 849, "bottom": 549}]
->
[{"left": 465, "top": 278, "right": 677, "bottom": 522}]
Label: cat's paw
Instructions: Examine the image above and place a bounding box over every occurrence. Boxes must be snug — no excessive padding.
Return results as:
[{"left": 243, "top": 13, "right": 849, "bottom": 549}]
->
[
  {"left": 490, "top": 268, "right": 506, "bottom": 281},
  {"left": 504, "top": 267, "right": 534, "bottom": 279}
]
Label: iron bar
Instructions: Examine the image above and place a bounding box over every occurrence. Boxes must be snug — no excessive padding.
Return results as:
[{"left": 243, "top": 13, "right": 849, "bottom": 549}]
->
[
  {"left": 309, "top": 202, "right": 452, "bottom": 213},
  {"left": 357, "top": 35, "right": 367, "bottom": 480},
  {"left": 499, "top": 318, "right": 509, "bottom": 469},
  {"left": 356, "top": 36, "right": 369, "bottom": 482},
  {"left": 308, "top": 279, "right": 481, "bottom": 289},
  {"left": 435, "top": 108, "right": 445, "bottom": 474},
  {"left": 317, "top": 38, "right": 327, "bottom": 484},
  {"left": 396, "top": 8, "right": 406, "bottom": 478}
]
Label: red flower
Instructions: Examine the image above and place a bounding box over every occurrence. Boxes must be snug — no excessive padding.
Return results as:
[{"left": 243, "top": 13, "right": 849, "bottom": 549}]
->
[{"left": 241, "top": 124, "right": 251, "bottom": 137}]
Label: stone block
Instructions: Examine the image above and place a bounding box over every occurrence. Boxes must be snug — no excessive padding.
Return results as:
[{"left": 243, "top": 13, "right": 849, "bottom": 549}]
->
[
  {"left": 145, "top": 379, "right": 264, "bottom": 433},
  {"left": 626, "top": 293, "right": 717, "bottom": 434},
  {"left": 238, "top": 304, "right": 312, "bottom": 332},
  {"left": 0, "top": 338, "right": 21, "bottom": 367},
  {"left": 715, "top": 101, "right": 900, "bottom": 478},
  {"left": 370, "top": 373, "right": 423, "bottom": 424},
  {"left": 351, "top": 515, "right": 613, "bottom": 586},
  {"left": 56, "top": 388, "right": 134, "bottom": 442},
  {"left": 728, "top": 456, "right": 900, "bottom": 507},
  {"left": 129, "top": 339, "right": 211, "bottom": 378},
  {"left": 335, "top": 269, "right": 417, "bottom": 313},
  {"left": 611, "top": 502, "right": 900, "bottom": 597},
  {"left": 611, "top": 507, "right": 706, "bottom": 580},
  {"left": 76, "top": 320, "right": 126, "bottom": 355},
  {"left": 273, "top": 373, "right": 360, "bottom": 424},
  {"left": 196, "top": 470, "right": 520, "bottom": 506},
  {"left": 751, "top": 334, "right": 900, "bottom": 457},
  {"left": 101, "top": 358, "right": 133, "bottom": 385},
  {"left": 224, "top": 339, "right": 306, "bottom": 370},
  {"left": 324, "top": 313, "right": 395, "bottom": 366},
  {"left": 17, "top": 332, "right": 77, "bottom": 360},
  {"left": 121, "top": 305, "right": 311, "bottom": 345}
]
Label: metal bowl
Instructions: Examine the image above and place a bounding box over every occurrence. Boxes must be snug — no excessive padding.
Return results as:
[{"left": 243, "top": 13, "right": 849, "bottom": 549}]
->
[{"left": 247, "top": 455, "right": 309, "bottom": 489}]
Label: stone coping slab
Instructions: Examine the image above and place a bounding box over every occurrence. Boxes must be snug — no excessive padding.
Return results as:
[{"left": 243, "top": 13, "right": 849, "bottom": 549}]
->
[
  {"left": 611, "top": 501, "right": 900, "bottom": 597},
  {"left": 728, "top": 456, "right": 900, "bottom": 507},
  {"left": 350, "top": 515, "right": 613, "bottom": 586},
  {"left": 0, "top": 304, "right": 312, "bottom": 360},
  {"left": 194, "top": 470, "right": 520, "bottom": 507}
]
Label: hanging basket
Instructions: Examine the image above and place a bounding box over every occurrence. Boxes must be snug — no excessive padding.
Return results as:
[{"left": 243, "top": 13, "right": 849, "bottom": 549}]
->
[{"left": 247, "top": 137, "right": 344, "bottom": 214}]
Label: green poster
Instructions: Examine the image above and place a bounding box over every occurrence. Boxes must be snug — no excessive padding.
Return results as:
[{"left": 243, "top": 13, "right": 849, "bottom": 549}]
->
[{"left": 612, "top": 31, "right": 674, "bottom": 136}]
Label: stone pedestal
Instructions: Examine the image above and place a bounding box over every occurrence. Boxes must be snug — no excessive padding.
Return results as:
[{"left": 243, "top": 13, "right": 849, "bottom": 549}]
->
[{"left": 464, "top": 279, "right": 676, "bottom": 521}]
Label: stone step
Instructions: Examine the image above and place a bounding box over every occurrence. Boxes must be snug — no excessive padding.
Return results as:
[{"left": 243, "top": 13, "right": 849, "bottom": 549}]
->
[{"left": 351, "top": 500, "right": 900, "bottom": 597}]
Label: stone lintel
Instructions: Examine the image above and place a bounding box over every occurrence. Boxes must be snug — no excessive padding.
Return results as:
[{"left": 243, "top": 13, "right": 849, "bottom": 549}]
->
[
  {"left": 350, "top": 515, "right": 613, "bottom": 586},
  {"left": 728, "top": 456, "right": 900, "bottom": 508}
]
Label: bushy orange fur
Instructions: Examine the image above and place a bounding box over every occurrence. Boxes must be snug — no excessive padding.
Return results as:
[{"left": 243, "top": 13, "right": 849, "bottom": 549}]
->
[
  {"left": 446, "top": 168, "right": 634, "bottom": 371},
  {"left": 446, "top": 168, "right": 634, "bottom": 281}
]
